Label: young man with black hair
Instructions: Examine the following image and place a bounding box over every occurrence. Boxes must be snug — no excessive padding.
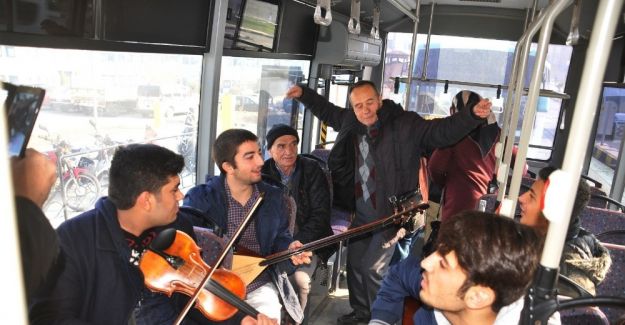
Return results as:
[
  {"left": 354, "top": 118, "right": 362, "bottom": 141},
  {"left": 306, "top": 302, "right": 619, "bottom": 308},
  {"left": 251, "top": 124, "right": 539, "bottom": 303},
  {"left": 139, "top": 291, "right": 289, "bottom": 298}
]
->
[
  {"left": 184, "top": 129, "right": 312, "bottom": 324},
  {"left": 518, "top": 166, "right": 611, "bottom": 296},
  {"left": 30, "top": 144, "right": 276, "bottom": 325},
  {"left": 369, "top": 211, "right": 544, "bottom": 325},
  {"left": 286, "top": 81, "right": 492, "bottom": 324}
]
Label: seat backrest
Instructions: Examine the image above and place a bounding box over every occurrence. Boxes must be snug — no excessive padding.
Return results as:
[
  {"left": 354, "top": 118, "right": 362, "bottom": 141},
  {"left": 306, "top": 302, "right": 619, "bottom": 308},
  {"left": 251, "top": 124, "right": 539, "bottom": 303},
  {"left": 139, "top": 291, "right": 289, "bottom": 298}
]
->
[
  {"left": 579, "top": 206, "right": 625, "bottom": 236},
  {"left": 309, "top": 148, "right": 330, "bottom": 164},
  {"left": 306, "top": 149, "right": 352, "bottom": 234},
  {"left": 559, "top": 306, "right": 609, "bottom": 325},
  {"left": 594, "top": 242, "right": 625, "bottom": 323},
  {"left": 588, "top": 187, "right": 609, "bottom": 208},
  {"left": 192, "top": 226, "right": 232, "bottom": 269},
  {"left": 476, "top": 193, "right": 498, "bottom": 213},
  {"left": 588, "top": 194, "right": 625, "bottom": 212}
]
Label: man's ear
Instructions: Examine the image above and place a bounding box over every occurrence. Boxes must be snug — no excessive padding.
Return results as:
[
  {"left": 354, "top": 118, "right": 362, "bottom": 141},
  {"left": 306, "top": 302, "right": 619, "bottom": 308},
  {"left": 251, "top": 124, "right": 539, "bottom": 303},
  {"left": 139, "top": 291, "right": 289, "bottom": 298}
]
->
[
  {"left": 464, "top": 285, "right": 496, "bottom": 310},
  {"left": 222, "top": 161, "right": 234, "bottom": 174},
  {"left": 136, "top": 191, "right": 152, "bottom": 211}
]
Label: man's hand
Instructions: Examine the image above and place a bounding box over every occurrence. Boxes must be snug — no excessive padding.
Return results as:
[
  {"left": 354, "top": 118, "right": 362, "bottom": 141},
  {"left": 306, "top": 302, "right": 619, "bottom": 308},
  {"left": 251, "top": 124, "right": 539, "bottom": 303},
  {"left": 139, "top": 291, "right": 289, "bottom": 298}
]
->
[
  {"left": 11, "top": 149, "right": 57, "bottom": 208},
  {"left": 472, "top": 99, "right": 492, "bottom": 119},
  {"left": 241, "top": 314, "right": 278, "bottom": 325},
  {"left": 288, "top": 240, "right": 312, "bottom": 265},
  {"left": 285, "top": 85, "right": 303, "bottom": 99}
]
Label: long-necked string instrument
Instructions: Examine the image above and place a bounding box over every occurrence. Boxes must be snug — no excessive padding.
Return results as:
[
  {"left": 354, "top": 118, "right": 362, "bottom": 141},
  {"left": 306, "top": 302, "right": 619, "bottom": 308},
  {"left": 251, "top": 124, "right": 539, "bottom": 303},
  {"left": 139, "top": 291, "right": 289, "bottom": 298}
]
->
[
  {"left": 139, "top": 194, "right": 264, "bottom": 325},
  {"left": 232, "top": 201, "right": 429, "bottom": 285}
]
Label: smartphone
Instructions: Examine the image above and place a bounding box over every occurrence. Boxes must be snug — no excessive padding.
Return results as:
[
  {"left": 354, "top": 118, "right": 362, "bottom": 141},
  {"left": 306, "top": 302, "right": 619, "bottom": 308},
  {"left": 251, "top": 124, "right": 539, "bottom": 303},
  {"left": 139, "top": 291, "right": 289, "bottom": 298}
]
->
[
  {"left": 2, "top": 82, "right": 46, "bottom": 158},
  {"left": 488, "top": 97, "right": 504, "bottom": 114}
]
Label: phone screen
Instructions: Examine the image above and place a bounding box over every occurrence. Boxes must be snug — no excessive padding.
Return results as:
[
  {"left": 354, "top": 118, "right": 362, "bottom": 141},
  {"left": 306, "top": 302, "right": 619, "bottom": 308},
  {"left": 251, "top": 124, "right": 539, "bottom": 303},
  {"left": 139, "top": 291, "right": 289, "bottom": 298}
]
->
[{"left": 3, "top": 83, "right": 45, "bottom": 157}]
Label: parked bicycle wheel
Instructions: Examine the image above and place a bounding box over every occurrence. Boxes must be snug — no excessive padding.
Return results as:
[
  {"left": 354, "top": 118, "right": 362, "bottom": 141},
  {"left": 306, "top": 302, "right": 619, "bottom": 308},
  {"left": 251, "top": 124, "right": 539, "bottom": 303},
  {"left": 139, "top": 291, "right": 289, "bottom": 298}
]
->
[{"left": 63, "top": 173, "right": 100, "bottom": 211}]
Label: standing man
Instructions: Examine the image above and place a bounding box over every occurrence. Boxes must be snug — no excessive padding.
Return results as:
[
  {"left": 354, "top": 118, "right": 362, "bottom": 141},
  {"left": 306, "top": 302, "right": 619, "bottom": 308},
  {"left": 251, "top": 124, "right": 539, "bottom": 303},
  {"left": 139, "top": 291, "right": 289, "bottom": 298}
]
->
[
  {"left": 184, "top": 129, "right": 312, "bottom": 324},
  {"left": 262, "top": 124, "right": 333, "bottom": 321},
  {"left": 286, "top": 81, "right": 492, "bottom": 324},
  {"left": 29, "top": 144, "right": 276, "bottom": 325}
]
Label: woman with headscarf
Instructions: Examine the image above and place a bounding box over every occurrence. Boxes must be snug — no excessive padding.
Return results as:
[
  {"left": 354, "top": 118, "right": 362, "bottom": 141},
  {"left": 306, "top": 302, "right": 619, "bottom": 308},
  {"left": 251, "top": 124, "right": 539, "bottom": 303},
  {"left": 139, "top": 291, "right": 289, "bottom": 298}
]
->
[{"left": 428, "top": 90, "right": 501, "bottom": 221}]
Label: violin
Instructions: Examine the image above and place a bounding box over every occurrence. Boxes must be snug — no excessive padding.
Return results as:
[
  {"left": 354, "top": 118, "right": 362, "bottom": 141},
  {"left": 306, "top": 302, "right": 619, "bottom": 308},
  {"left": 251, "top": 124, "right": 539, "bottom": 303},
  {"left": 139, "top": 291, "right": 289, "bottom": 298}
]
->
[{"left": 139, "top": 228, "right": 258, "bottom": 322}]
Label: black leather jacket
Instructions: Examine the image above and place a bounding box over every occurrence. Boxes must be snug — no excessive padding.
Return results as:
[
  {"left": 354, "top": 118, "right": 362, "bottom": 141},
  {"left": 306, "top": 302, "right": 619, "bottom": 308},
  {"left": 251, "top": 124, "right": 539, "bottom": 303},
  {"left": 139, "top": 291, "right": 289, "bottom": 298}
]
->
[
  {"left": 262, "top": 156, "right": 332, "bottom": 244},
  {"left": 297, "top": 86, "right": 484, "bottom": 217}
]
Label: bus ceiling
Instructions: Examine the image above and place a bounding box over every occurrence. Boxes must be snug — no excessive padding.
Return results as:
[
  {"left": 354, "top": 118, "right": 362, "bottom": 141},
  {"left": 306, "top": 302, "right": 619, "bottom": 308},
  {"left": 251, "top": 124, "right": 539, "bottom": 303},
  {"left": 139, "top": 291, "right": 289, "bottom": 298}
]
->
[{"left": 305, "top": 0, "right": 617, "bottom": 44}]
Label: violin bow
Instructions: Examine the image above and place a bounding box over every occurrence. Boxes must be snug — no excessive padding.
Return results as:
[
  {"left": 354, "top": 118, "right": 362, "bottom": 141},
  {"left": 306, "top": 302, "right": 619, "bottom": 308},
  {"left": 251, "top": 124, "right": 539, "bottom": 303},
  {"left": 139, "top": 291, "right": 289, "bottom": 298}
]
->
[
  {"left": 231, "top": 201, "right": 429, "bottom": 285},
  {"left": 174, "top": 193, "right": 264, "bottom": 325}
]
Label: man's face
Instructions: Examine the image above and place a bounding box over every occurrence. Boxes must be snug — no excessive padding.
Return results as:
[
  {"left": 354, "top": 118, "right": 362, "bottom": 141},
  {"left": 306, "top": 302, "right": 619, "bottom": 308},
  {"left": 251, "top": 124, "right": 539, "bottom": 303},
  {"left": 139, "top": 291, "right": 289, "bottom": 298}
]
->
[
  {"left": 227, "top": 140, "right": 264, "bottom": 185},
  {"left": 149, "top": 175, "right": 183, "bottom": 226},
  {"left": 419, "top": 250, "right": 468, "bottom": 313},
  {"left": 349, "top": 84, "right": 382, "bottom": 127},
  {"left": 269, "top": 135, "right": 298, "bottom": 171},
  {"left": 518, "top": 179, "right": 548, "bottom": 230}
]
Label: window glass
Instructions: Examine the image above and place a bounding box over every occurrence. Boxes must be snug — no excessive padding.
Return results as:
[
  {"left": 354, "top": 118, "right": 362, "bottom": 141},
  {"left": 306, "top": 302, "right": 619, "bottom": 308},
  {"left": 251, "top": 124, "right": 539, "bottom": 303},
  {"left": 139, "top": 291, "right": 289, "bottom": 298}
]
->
[
  {"left": 381, "top": 33, "right": 413, "bottom": 107},
  {"left": 225, "top": 0, "right": 279, "bottom": 52},
  {"left": 0, "top": 45, "right": 202, "bottom": 227},
  {"left": 589, "top": 85, "right": 625, "bottom": 202},
  {"left": 407, "top": 34, "right": 572, "bottom": 160},
  {"left": 217, "top": 56, "right": 309, "bottom": 157}
]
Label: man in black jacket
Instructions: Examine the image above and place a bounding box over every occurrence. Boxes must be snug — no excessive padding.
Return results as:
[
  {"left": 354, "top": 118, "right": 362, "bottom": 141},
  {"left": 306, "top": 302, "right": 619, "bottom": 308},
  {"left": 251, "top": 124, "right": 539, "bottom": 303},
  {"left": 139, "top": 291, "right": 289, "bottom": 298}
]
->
[
  {"left": 286, "top": 80, "right": 492, "bottom": 324},
  {"left": 262, "top": 124, "right": 332, "bottom": 321}
]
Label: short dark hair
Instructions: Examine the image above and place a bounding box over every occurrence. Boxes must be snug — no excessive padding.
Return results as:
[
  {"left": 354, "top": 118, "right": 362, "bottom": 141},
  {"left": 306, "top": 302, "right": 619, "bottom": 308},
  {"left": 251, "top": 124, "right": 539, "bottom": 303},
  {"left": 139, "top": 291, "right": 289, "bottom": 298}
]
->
[
  {"left": 108, "top": 144, "right": 184, "bottom": 210},
  {"left": 537, "top": 166, "right": 591, "bottom": 236},
  {"left": 349, "top": 80, "right": 379, "bottom": 97},
  {"left": 213, "top": 129, "right": 258, "bottom": 174},
  {"left": 435, "top": 211, "right": 542, "bottom": 312}
]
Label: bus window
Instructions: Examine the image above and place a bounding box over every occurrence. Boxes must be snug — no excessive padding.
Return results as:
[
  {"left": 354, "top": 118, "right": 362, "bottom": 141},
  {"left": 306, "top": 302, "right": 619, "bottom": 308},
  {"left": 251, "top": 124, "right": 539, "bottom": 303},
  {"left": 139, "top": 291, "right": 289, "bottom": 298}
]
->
[
  {"left": 589, "top": 85, "right": 625, "bottom": 202},
  {"left": 0, "top": 45, "right": 202, "bottom": 227},
  {"left": 217, "top": 56, "right": 309, "bottom": 155},
  {"left": 382, "top": 33, "right": 413, "bottom": 106},
  {"left": 406, "top": 35, "right": 571, "bottom": 160},
  {"left": 136, "top": 85, "right": 162, "bottom": 117}
]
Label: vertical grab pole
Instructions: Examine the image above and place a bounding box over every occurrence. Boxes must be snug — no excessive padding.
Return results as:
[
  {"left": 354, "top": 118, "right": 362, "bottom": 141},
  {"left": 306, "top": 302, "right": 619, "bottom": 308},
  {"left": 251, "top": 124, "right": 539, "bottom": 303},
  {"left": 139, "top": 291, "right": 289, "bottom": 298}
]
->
[
  {"left": 500, "top": 0, "right": 573, "bottom": 217},
  {"left": 544, "top": 0, "right": 624, "bottom": 270},
  {"left": 404, "top": 0, "right": 420, "bottom": 110},
  {"left": 0, "top": 91, "right": 28, "bottom": 323},
  {"left": 521, "top": 1, "right": 624, "bottom": 323}
]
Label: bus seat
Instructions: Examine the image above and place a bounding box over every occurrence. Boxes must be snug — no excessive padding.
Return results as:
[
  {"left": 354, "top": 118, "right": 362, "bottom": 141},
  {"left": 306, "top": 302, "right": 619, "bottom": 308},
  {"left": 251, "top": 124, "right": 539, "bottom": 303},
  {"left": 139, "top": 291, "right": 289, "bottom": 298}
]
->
[
  {"left": 476, "top": 193, "right": 498, "bottom": 213},
  {"left": 309, "top": 148, "right": 330, "bottom": 164},
  {"left": 594, "top": 239, "right": 625, "bottom": 323},
  {"left": 559, "top": 306, "right": 609, "bottom": 325},
  {"left": 579, "top": 206, "right": 625, "bottom": 236},
  {"left": 588, "top": 194, "right": 625, "bottom": 212},
  {"left": 521, "top": 176, "right": 534, "bottom": 191},
  {"left": 588, "top": 187, "right": 609, "bottom": 208},
  {"left": 192, "top": 226, "right": 232, "bottom": 269}
]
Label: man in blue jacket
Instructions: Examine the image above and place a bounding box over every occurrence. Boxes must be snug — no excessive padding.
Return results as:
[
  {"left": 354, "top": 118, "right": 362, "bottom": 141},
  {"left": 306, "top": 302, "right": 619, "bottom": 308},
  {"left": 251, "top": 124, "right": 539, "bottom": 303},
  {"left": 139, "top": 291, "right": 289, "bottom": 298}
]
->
[
  {"left": 369, "top": 211, "right": 543, "bottom": 325},
  {"left": 286, "top": 81, "right": 492, "bottom": 324},
  {"left": 29, "top": 144, "right": 276, "bottom": 325},
  {"left": 184, "top": 129, "right": 312, "bottom": 324}
]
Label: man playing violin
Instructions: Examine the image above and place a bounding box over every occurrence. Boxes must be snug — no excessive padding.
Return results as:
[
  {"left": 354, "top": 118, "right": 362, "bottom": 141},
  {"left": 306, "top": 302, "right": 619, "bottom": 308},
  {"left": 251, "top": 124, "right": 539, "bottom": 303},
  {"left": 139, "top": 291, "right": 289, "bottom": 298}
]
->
[
  {"left": 184, "top": 129, "right": 313, "bottom": 324},
  {"left": 29, "top": 144, "right": 276, "bottom": 325}
]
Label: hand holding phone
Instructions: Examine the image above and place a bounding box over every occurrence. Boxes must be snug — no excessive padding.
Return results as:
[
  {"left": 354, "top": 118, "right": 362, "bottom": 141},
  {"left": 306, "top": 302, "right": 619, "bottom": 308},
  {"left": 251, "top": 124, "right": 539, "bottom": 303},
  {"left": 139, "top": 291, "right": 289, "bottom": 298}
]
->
[
  {"left": 2, "top": 82, "right": 45, "bottom": 158},
  {"left": 487, "top": 97, "right": 504, "bottom": 113}
]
